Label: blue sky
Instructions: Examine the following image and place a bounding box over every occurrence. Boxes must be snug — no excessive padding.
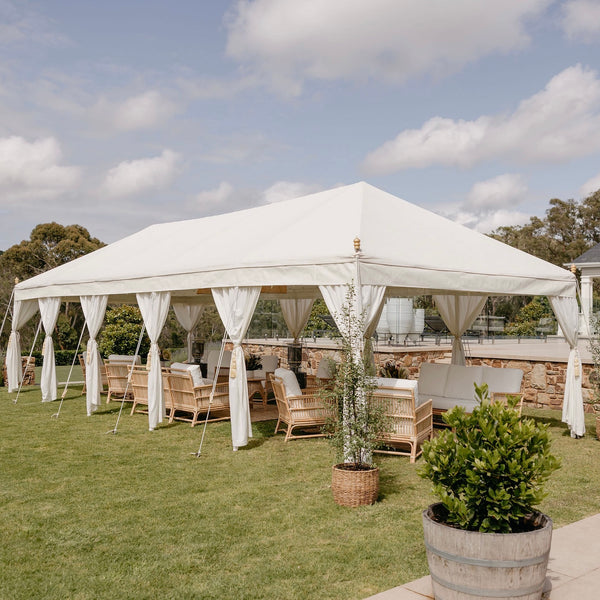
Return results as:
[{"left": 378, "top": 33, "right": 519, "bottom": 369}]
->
[{"left": 2, "top": 0, "right": 600, "bottom": 249}]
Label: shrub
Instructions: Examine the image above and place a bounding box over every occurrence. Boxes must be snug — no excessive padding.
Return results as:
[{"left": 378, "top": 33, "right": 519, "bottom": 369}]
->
[
  {"left": 419, "top": 383, "right": 560, "bottom": 533},
  {"left": 98, "top": 305, "right": 150, "bottom": 358}
]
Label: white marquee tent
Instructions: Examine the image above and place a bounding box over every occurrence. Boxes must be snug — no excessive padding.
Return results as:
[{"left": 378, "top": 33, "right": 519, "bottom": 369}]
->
[{"left": 6, "top": 182, "right": 585, "bottom": 443}]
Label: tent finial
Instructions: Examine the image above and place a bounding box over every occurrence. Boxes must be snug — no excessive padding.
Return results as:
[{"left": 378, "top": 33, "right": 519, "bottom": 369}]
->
[
  {"left": 353, "top": 237, "right": 361, "bottom": 253},
  {"left": 570, "top": 263, "right": 577, "bottom": 274}
]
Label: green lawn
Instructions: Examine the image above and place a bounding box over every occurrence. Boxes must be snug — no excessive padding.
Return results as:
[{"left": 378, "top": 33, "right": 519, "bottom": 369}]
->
[{"left": 1, "top": 384, "right": 598, "bottom": 600}]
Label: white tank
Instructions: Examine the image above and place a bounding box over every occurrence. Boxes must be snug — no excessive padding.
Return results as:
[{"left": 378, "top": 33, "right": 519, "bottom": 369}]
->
[
  {"left": 408, "top": 308, "right": 425, "bottom": 342},
  {"left": 387, "top": 298, "right": 414, "bottom": 335}
]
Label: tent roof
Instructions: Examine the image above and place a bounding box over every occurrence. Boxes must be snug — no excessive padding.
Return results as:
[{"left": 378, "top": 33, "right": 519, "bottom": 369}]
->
[{"left": 15, "top": 182, "right": 575, "bottom": 302}]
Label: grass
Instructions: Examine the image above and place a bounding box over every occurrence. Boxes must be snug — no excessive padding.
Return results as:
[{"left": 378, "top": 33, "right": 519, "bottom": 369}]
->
[{"left": 0, "top": 385, "right": 599, "bottom": 600}]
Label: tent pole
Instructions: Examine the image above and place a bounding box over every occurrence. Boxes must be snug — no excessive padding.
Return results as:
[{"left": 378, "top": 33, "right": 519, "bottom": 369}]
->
[
  {"left": 0, "top": 286, "right": 15, "bottom": 342},
  {"left": 192, "top": 330, "right": 228, "bottom": 458},
  {"left": 107, "top": 324, "right": 145, "bottom": 435},
  {"left": 51, "top": 324, "right": 86, "bottom": 419},
  {"left": 13, "top": 317, "right": 42, "bottom": 404}
]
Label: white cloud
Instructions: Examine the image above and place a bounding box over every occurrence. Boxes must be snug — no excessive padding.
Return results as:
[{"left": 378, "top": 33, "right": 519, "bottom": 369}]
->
[
  {"left": 0, "top": 1, "right": 70, "bottom": 47},
  {"left": 362, "top": 65, "right": 600, "bottom": 174},
  {"left": 103, "top": 150, "right": 180, "bottom": 198},
  {"left": 194, "top": 182, "right": 235, "bottom": 207},
  {"left": 580, "top": 172, "right": 600, "bottom": 197},
  {"left": 562, "top": 0, "right": 600, "bottom": 41},
  {"left": 0, "top": 135, "right": 81, "bottom": 203},
  {"left": 465, "top": 174, "right": 528, "bottom": 210},
  {"left": 261, "top": 181, "right": 323, "bottom": 204},
  {"left": 92, "top": 90, "right": 178, "bottom": 132},
  {"left": 439, "top": 174, "right": 530, "bottom": 233},
  {"left": 225, "top": 0, "right": 550, "bottom": 94}
]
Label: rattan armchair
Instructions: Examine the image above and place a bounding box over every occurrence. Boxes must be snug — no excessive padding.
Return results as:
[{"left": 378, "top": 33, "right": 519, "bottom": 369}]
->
[
  {"left": 270, "top": 373, "right": 335, "bottom": 441},
  {"left": 129, "top": 366, "right": 172, "bottom": 416},
  {"left": 371, "top": 383, "right": 433, "bottom": 463},
  {"left": 105, "top": 362, "right": 134, "bottom": 403},
  {"left": 166, "top": 370, "right": 229, "bottom": 426}
]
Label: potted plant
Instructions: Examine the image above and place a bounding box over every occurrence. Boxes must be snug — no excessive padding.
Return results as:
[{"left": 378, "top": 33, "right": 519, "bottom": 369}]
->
[
  {"left": 378, "top": 359, "right": 409, "bottom": 379},
  {"left": 325, "top": 286, "right": 387, "bottom": 507},
  {"left": 419, "top": 383, "right": 560, "bottom": 599}
]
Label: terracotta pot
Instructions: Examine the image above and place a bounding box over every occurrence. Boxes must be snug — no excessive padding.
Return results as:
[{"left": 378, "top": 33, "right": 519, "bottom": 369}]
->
[{"left": 331, "top": 463, "right": 379, "bottom": 507}]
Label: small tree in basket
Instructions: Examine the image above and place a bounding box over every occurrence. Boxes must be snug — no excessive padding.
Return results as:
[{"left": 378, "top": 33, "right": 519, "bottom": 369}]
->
[
  {"left": 419, "top": 383, "right": 560, "bottom": 533},
  {"left": 325, "top": 285, "right": 386, "bottom": 470}
]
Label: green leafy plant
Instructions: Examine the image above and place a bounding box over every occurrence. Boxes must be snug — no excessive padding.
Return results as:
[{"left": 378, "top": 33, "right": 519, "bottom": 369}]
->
[
  {"left": 378, "top": 360, "right": 409, "bottom": 379},
  {"left": 419, "top": 383, "right": 560, "bottom": 533},
  {"left": 245, "top": 353, "right": 262, "bottom": 371},
  {"left": 98, "top": 305, "right": 150, "bottom": 358},
  {"left": 324, "top": 286, "right": 386, "bottom": 468}
]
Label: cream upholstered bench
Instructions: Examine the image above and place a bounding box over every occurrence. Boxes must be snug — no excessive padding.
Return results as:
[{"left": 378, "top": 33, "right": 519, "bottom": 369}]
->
[{"left": 418, "top": 363, "right": 523, "bottom": 423}]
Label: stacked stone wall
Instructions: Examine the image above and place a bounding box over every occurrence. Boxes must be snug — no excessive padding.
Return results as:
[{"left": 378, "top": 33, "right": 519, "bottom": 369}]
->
[{"left": 238, "top": 341, "right": 596, "bottom": 413}]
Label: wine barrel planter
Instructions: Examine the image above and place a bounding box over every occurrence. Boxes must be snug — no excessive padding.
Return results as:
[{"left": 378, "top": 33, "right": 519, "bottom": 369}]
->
[
  {"left": 422, "top": 503, "right": 552, "bottom": 600},
  {"left": 331, "top": 464, "right": 379, "bottom": 507}
]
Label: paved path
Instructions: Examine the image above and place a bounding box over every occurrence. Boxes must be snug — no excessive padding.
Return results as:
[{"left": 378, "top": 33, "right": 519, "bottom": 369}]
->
[{"left": 365, "top": 512, "right": 600, "bottom": 599}]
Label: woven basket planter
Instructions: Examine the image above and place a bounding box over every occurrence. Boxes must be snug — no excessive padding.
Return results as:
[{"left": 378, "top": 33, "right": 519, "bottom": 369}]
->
[{"left": 331, "top": 463, "right": 379, "bottom": 507}]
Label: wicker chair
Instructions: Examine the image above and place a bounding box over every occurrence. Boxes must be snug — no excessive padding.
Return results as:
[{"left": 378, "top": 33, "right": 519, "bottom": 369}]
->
[
  {"left": 105, "top": 362, "right": 134, "bottom": 403},
  {"left": 129, "top": 366, "right": 172, "bottom": 416},
  {"left": 166, "top": 370, "right": 229, "bottom": 426},
  {"left": 270, "top": 373, "right": 335, "bottom": 441},
  {"left": 371, "top": 383, "right": 433, "bottom": 463}
]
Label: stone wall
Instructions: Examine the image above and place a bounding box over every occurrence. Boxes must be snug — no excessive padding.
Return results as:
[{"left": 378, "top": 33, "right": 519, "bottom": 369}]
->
[{"left": 237, "top": 341, "right": 597, "bottom": 413}]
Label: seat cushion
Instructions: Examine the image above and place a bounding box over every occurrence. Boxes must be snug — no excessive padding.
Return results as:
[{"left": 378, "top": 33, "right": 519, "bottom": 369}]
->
[
  {"left": 419, "top": 363, "right": 450, "bottom": 398},
  {"left": 170, "top": 362, "right": 204, "bottom": 387},
  {"left": 431, "top": 395, "right": 480, "bottom": 413},
  {"left": 375, "top": 377, "right": 419, "bottom": 404},
  {"left": 444, "top": 365, "right": 483, "bottom": 401},
  {"left": 108, "top": 354, "right": 141, "bottom": 365},
  {"left": 482, "top": 366, "right": 523, "bottom": 395},
  {"left": 275, "top": 367, "right": 302, "bottom": 397}
]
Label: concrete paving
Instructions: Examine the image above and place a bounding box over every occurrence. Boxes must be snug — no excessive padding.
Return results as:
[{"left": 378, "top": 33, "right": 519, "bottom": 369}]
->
[{"left": 365, "top": 512, "right": 600, "bottom": 599}]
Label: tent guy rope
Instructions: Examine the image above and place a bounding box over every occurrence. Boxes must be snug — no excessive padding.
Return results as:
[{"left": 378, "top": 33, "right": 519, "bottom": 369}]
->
[
  {"left": 106, "top": 324, "right": 145, "bottom": 435},
  {"left": 51, "top": 325, "right": 85, "bottom": 419},
  {"left": 13, "top": 318, "right": 42, "bottom": 404}
]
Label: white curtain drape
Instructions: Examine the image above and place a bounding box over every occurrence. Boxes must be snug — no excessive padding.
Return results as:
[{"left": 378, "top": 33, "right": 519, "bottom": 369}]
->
[
  {"left": 39, "top": 297, "right": 61, "bottom": 402},
  {"left": 433, "top": 294, "right": 488, "bottom": 365},
  {"left": 320, "top": 284, "right": 386, "bottom": 345},
  {"left": 172, "top": 303, "right": 204, "bottom": 363},
  {"left": 549, "top": 296, "right": 585, "bottom": 437},
  {"left": 6, "top": 299, "right": 38, "bottom": 392},
  {"left": 137, "top": 292, "right": 171, "bottom": 430},
  {"left": 212, "top": 286, "right": 261, "bottom": 450},
  {"left": 280, "top": 298, "right": 314, "bottom": 341},
  {"left": 80, "top": 295, "right": 108, "bottom": 416}
]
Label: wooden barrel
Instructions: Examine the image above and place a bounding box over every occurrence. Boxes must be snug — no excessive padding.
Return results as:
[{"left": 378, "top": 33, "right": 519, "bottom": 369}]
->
[{"left": 422, "top": 504, "right": 552, "bottom": 600}]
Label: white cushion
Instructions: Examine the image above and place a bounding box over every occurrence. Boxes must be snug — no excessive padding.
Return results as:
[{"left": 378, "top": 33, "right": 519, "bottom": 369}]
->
[
  {"left": 261, "top": 355, "right": 279, "bottom": 372},
  {"left": 444, "top": 365, "right": 483, "bottom": 401},
  {"left": 108, "top": 354, "right": 141, "bottom": 365},
  {"left": 170, "top": 362, "right": 204, "bottom": 387},
  {"left": 431, "top": 395, "right": 479, "bottom": 413},
  {"left": 375, "top": 377, "right": 419, "bottom": 405},
  {"left": 418, "top": 363, "right": 450, "bottom": 397},
  {"left": 482, "top": 366, "right": 523, "bottom": 395},
  {"left": 275, "top": 367, "right": 302, "bottom": 397},
  {"left": 316, "top": 358, "right": 337, "bottom": 379},
  {"left": 207, "top": 350, "right": 231, "bottom": 380}
]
